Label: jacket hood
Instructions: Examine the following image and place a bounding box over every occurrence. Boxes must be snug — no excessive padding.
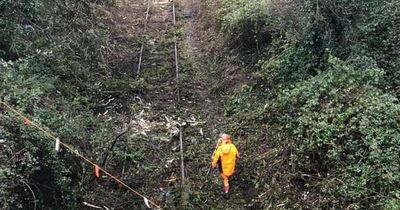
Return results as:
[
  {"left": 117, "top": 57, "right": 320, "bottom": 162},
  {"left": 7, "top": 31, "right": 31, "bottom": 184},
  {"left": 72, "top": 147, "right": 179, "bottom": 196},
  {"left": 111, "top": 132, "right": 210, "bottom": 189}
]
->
[{"left": 221, "top": 144, "right": 232, "bottom": 154}]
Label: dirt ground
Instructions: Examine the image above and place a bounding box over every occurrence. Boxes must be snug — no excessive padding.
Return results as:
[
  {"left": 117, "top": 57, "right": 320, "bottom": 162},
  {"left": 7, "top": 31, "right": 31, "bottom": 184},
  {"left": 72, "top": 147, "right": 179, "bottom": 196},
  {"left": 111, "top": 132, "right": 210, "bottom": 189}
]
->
[
  {"left": 181, "top": 0, "right": 255, "bottom": 208},
  {"left": 93, "top": 0, "right": 254, "bottom": 208}
]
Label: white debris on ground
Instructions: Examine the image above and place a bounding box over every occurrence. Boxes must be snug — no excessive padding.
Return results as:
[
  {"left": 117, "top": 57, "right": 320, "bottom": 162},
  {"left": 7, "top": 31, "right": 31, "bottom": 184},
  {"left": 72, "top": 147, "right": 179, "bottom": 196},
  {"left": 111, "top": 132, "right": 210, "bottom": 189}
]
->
[{"left": 128, "top": 108, "right": 205, "bottom": 141}]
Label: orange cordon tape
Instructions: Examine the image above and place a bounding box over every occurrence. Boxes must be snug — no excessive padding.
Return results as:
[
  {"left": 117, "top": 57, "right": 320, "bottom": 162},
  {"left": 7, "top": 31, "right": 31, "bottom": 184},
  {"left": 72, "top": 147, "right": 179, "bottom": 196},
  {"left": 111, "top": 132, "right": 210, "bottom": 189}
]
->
[{"left": 0, "top": 101, "right": 162, "bottom": 209}]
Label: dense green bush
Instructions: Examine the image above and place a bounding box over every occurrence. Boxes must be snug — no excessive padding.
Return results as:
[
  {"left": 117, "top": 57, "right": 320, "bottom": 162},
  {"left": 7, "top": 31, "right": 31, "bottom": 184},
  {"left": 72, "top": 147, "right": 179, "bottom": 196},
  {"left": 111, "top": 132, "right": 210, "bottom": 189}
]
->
[
  {"left": 358, "top": 0, "right": 400, "bottom": 95},
  {"left": 263, "top": 56, "right": 399, "bottom": 208},
  {"left": 0, "top": 0, "right": 120, "bottom": 209},
  {"left": 0, "top": 58, "right": 97, "bottom": 209},
  {"left": 0, "top": 106, "right": 79, "bottom": 209},
  {"left": 256, "top": 44, "right": 316, "bottom": 89},
  {"left": 216, "top": 0, "right": 277, "bottom": 51},
  {"left": 221, "top": 0, "right": 400, "bottom": 208}
]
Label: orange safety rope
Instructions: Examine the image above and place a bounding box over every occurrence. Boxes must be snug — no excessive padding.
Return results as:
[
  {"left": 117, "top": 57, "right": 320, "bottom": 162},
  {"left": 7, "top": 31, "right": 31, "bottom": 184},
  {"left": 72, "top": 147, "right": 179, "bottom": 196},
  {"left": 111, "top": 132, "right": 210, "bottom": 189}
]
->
[{"left": 0, "top": 101, "right": 162, "bottom": 210}]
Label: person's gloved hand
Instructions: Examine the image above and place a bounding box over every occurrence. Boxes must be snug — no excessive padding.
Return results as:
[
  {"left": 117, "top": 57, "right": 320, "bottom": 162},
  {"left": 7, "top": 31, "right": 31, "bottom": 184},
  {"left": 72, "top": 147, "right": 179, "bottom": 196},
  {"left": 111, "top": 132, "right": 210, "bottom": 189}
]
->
[
  {"left": 217, "top": 138, "right": 223, "bottom": 146},
  {"left": 212, "top": 162, "right": 217, "bottom": 168}
]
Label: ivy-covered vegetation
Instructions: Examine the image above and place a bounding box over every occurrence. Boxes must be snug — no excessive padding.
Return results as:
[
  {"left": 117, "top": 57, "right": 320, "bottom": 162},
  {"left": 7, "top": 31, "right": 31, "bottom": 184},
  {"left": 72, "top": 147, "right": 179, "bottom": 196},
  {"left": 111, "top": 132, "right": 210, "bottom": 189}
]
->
[
  {"left": 0, "top": 0, "right": 147, "bottom": 209},
  {"left": 1, "top": 0, "right": 399, "bottom": 209},
  {"left": 220, "top": 0, "right": 400, "bottom": 209}
]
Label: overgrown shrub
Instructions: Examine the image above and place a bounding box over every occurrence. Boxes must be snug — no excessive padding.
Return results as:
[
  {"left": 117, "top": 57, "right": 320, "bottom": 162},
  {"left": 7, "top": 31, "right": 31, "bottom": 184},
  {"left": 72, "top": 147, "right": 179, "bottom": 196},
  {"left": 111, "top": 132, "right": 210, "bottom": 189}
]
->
[
  {"left": 216, "top": 0, "right": 277, "bottom": 51},
  {"left": 0, "top": 0, "right": 120, "bottom": 209},
  {"left": 220, "top": 0, "right": 400, "bottom": 209},
  {"left": 256, "top": 44, "right": 316, "bottom": 90},
  {"left": 358, "top": 0, "right": 400, "bottom": 95},
  {"left": 266, "top": 0, "right": 383, "bottom": 68},
  {"left": 264, "top": 56, "right": 400, "bottom": 208}
]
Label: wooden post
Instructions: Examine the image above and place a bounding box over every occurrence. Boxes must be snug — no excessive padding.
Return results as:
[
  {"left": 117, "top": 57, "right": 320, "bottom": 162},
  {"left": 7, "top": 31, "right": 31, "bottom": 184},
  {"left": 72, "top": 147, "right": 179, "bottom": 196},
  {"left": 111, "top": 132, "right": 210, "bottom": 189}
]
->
[
  {"left": 173, "top": 3, "right": 180, "bottom": 101},
  {"left": 179, "top": 126, "right": 185, "bottom": 184},
  {"left": 137, "top": 0, "right": 151, "bottom": 75}
]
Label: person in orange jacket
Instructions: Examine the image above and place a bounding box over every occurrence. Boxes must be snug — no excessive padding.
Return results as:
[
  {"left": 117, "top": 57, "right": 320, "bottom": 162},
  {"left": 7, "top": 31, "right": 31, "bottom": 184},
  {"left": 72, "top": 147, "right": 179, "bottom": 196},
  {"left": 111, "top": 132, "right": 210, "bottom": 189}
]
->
[{"left": 211, "top": 134, "right": 239, "bottom": 195}]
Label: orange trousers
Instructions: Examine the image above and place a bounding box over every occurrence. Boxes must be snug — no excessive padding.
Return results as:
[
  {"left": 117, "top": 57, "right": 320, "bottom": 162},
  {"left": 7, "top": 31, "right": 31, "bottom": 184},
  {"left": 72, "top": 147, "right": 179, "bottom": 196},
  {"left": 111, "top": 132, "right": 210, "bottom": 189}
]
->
[{"left": 221, "top": 173, "right": 231, "bottom": 193}]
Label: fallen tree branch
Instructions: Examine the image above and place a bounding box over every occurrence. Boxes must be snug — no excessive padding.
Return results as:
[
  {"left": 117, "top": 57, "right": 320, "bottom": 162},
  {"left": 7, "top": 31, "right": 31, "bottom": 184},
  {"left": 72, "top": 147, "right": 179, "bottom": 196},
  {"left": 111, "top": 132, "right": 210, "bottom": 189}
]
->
[
  {"left": 100, "top": 128, "right": 131, "bottom": 168},
  {"left": 20, "top": 180, "right": 37, "bottom": 210},
  {"left": 83, "top": 201, "right": 108, "bottom": 209}
]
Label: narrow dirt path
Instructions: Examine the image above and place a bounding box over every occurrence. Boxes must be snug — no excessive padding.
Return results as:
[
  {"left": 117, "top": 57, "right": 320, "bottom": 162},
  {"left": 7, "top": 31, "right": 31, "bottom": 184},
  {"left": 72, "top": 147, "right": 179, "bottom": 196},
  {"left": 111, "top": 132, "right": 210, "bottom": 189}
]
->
[
  {"left": 140, "top": 0, "right": 178, "bottom": 116},
  {"left": 100, "top": 0, "right": 252, "bottom": 208},
  {"left": 182, "top": 0, "right": 224, "bottom": 138},
  {"left": 179, "top": 0, "right": 250, "bottom": 208},
  {"left": 102, "top": 1, "right": 183, "bottom": 208}
]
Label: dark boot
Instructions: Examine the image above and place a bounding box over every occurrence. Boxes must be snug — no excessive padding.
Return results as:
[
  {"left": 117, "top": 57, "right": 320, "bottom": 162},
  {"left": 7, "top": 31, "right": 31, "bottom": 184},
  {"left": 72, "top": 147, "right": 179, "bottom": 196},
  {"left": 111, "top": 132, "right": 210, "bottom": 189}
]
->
[
  {"left": 222, "top": 185, "right": 230, "bottom": 199},
  {"left": 224, "top": 185, "right": 229, "bottom": 194}
]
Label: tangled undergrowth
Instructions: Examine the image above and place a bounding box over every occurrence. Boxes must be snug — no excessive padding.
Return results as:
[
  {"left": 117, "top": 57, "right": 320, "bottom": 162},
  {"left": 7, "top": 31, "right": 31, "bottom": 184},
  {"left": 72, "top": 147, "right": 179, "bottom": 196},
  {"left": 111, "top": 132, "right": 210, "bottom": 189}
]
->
[{"left": 1, "top": 0, "right": 399, "bottom": 209}]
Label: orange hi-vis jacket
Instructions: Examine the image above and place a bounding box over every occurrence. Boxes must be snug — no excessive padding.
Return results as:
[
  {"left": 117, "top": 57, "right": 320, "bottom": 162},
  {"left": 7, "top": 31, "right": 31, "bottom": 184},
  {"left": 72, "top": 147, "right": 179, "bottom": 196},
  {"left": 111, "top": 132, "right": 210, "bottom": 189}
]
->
[{"left": 212, "top": 142, "right": 239, "bottom": 176}]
